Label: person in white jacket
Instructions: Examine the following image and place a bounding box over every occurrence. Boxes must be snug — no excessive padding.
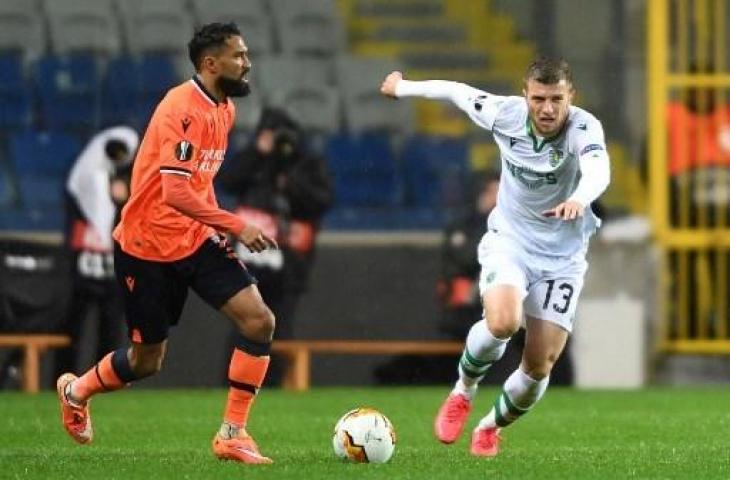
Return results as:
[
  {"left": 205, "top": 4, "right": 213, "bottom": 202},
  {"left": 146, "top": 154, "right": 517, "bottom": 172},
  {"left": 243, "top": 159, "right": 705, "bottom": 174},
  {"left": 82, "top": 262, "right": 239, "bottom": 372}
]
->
[
  {"left": 55, "top": 125, "right": 139, "bottom": 377},
  {"left": 380, "top": 57, "right": 610, "bottom": 457}
]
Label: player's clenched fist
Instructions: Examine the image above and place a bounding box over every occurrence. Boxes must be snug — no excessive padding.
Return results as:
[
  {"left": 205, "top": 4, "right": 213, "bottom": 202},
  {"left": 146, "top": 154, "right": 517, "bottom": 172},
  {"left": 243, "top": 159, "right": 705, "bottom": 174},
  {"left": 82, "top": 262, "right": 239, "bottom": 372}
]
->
[
  {"left": 380, "top": 71, "right": 403, "bottom": 98},
  {"left": 237, "top": 224, "right": 278, "bottom": 253}
]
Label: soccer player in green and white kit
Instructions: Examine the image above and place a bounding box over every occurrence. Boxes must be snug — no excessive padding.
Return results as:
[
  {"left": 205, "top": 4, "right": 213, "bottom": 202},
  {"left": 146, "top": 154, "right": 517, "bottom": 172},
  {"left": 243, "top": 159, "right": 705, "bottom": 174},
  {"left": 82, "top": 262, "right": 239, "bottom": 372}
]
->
[{"left": 380, "top": 57, "right": 610, "bottom": 457}]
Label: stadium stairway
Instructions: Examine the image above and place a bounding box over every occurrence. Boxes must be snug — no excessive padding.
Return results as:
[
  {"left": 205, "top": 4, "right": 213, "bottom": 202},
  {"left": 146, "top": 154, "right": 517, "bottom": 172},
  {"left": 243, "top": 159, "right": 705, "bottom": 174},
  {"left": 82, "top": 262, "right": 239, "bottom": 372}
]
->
[{"left": 337, "top": 0, "right": 535, "bottom": 137}]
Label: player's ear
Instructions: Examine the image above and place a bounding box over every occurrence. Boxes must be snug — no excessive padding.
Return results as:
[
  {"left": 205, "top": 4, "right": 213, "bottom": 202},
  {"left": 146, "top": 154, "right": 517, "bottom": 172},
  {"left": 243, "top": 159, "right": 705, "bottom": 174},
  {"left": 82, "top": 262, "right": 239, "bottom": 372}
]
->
[{"left": 201, "top": 54, "right": 218, "bottom": 74}]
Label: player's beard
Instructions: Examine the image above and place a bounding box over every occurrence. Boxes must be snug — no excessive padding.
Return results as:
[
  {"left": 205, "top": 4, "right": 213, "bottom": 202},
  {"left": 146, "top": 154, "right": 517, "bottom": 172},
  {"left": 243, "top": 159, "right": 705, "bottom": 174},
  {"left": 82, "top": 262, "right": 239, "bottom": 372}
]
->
[{"left": 218, "top": 74, "right": 251, "bottom": 98}]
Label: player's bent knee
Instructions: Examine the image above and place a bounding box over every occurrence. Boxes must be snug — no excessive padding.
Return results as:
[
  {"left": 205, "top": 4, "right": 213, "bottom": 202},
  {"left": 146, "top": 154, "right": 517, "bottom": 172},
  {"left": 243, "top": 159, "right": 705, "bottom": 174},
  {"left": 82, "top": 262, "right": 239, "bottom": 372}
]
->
[
  {"left": 485, "top": 308, "right": 520, "bottom": 338},
  {"left": 237, "top": 307, "right": 275, "bottom": 343}
]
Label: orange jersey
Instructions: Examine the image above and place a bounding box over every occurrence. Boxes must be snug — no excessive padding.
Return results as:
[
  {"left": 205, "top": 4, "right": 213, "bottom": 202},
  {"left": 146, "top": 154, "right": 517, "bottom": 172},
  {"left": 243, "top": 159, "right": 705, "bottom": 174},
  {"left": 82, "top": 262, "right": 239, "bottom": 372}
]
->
[
  {"left": 667, "top": 102, "right": 730, "bottom": 176},
  {"left": 113, "top": 77, "right": 237, "bottom": 261}
]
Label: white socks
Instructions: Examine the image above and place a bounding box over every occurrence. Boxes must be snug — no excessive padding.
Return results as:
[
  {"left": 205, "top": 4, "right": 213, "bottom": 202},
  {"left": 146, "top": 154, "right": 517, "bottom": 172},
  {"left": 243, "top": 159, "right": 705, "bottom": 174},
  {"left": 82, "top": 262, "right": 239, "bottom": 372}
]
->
[
  {"left": 478, "top": 368, "right": 549, "bottom": 430},
  {"left": 453, "top": 319, "right": 509, "bottom": 396}
]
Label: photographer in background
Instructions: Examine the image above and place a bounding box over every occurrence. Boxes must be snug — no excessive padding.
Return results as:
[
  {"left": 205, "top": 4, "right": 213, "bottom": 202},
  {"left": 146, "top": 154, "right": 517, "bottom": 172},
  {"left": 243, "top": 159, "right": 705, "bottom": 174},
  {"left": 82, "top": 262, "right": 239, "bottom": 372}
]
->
[
  {"left": 55, "top": 126, "right": 139, "bottom": 379},
  {"left": 218, "top": 108, "right": 333, "bottom": 355}
]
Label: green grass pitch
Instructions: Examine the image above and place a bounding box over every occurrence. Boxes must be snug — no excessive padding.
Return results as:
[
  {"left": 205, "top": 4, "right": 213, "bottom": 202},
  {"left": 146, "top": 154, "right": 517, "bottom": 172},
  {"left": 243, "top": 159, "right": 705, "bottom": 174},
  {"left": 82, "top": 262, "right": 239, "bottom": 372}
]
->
[{"left": 2, "top": 387, "right": 729, "bottom": 479}]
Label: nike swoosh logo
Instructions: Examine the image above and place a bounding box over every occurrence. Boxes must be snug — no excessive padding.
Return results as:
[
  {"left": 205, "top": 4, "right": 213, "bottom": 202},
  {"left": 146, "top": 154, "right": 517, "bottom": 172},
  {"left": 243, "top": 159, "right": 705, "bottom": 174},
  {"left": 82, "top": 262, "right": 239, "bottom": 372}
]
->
[{"left": 232, "top": 447, "right": 267, "bottom": 460}]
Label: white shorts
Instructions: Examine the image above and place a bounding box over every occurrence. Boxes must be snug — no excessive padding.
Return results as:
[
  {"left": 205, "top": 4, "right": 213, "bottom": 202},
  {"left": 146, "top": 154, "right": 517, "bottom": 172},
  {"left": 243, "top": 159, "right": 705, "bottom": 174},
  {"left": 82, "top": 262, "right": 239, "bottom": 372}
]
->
[{"left": 477, "top": 230, "right": 588, "bottom": 332}]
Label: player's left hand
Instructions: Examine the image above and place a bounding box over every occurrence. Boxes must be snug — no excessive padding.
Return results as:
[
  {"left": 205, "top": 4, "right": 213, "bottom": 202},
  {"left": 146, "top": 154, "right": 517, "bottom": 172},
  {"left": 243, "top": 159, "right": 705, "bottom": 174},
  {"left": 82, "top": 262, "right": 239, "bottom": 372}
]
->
[{"left": 542, "top": 200, "right": 584, "bottom": 221}]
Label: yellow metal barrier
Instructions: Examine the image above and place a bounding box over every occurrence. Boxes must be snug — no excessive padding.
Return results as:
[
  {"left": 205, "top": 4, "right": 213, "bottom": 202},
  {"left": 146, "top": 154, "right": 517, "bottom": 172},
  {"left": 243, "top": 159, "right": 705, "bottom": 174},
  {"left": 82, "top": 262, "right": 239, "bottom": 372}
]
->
[{"left": 649, "top": 0, "right": 730, "bottom": 353}]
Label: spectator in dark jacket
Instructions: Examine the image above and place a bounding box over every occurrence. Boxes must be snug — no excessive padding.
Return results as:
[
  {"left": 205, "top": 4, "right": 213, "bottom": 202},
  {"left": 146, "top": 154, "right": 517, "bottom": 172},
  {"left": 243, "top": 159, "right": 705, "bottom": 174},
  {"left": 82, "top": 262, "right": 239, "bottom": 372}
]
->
[{"left": 217, "top": 108, "right": 333, "bottom": 342}]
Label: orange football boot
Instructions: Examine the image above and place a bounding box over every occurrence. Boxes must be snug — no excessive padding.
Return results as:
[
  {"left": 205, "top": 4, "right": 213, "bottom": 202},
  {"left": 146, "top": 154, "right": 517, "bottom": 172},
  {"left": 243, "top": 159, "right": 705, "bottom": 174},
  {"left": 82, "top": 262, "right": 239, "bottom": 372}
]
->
[
  {"left": 434, "top": 393, "right": 472, "bottom": 443},
  {"left": 56, "top": 373, "right": 93, "bottom": 444},
  {"left": 470, "top": 426, "right": 501, "bottom": 457},
  {"left": 212, "top": 430, "right": 273, "bottom": 465}
]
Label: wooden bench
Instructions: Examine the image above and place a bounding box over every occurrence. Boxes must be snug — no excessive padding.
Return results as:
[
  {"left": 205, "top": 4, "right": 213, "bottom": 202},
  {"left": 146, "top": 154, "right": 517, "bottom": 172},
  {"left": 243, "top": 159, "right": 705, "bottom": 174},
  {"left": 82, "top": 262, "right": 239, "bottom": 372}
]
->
[
  {"left": 271, "top": 340, "right": 463, "bottom": 391},
  {"left": 0, "top": 334, "right": 70, "bottom": 393}
]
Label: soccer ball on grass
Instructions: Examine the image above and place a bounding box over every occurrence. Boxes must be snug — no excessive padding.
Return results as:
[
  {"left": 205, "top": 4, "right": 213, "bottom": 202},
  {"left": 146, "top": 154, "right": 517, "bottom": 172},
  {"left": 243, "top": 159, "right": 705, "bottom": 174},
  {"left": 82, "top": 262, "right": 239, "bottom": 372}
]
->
[{"left": 332, "top": 407, "right": 396, "bottom": 463}]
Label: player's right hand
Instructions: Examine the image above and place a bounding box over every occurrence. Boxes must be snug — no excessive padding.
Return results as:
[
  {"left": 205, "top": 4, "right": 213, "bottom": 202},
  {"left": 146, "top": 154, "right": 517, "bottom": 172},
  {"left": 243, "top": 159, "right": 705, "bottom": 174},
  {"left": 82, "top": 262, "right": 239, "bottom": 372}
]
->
[
  {"left": 380, "top": 71, "right": 403, "bottom": 98},
  {"left": 237, "top": 224, "right": 278, "bottom": 253}
]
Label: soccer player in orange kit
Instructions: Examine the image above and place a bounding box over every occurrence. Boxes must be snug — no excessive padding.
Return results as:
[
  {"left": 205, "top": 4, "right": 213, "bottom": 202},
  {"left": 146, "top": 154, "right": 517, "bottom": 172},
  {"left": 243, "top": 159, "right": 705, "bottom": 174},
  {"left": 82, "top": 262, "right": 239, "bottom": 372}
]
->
[{"left": 56, "top": 22, "right": 278, "bottom": 465}]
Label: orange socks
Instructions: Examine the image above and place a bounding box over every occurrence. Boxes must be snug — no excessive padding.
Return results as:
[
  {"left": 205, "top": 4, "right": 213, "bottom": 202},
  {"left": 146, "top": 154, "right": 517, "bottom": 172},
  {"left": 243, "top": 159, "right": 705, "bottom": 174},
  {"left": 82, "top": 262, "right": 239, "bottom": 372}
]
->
[
  {"left": 71, "top": 350, "right": 130, "bottom": 402},
  {"left": 224, "top": 348, "right": 270, "bottom": 427}
]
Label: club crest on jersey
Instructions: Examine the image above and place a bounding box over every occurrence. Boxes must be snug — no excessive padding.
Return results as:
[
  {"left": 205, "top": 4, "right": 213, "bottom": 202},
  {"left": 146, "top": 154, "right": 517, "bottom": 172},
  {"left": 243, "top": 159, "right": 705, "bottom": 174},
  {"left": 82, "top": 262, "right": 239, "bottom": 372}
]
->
[
  {"left": 175, "top": 141, "right": 194, "bottom": 161},
  {"left": 548, "top": 148, "right": 564, "bottom": 167}
]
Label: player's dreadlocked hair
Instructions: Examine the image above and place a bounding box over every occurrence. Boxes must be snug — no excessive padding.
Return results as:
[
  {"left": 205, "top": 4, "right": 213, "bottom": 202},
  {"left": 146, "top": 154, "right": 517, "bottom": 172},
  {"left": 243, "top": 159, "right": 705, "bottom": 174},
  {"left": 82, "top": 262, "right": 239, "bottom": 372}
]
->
[
  {"left": 188, "top": 22, "right": 241, "bottom": 71},
  {"left": 524, "top": 57, "right": 572, "bottom": 85}
]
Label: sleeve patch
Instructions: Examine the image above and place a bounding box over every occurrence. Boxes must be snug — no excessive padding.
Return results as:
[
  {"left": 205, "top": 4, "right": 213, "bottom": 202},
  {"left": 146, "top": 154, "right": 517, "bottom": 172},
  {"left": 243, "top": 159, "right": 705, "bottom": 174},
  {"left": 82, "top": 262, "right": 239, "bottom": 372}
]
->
[
  {"left": 473, "top": 94, "right": 488, "bottom": 111},
  {"left": 175, "top": 141, "right": 195, "bottom": 161},
  {"left": 580, "top": 144, "right": 604, "bottom": 156}
]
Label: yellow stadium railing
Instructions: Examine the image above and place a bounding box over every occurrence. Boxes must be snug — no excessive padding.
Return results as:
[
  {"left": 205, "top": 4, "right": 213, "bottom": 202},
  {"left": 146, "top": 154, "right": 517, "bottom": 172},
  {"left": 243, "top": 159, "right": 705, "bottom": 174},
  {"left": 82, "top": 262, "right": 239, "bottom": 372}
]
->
[{"left": 648, "top": 0, "right": 730, "bottom": 353}]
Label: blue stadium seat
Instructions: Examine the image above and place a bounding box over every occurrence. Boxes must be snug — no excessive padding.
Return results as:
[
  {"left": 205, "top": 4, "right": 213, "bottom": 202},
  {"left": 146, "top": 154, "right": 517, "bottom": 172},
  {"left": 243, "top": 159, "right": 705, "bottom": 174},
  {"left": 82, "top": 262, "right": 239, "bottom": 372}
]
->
[
  {"left": 35, "top": 54, "right": 99, "bottom": 129},
  {"left": 0, "top": 53, "right": 32, "bottom": 128},
  {"left": 0, "top": 207, "right": 64, "bottom": 231},
  {"left": 102, "top": 54, "right": 178, "bottom": 127},
  {"left": 323, "top": 206, "right": 445, "bottom": 230},
  {"left": 7, "top": 129, "right": 80, "bottom": 230},
  {"left": 101, "top": 56, "right": 138, "bottom": 125},
  {"left": 326, "top": 132, "right": 402, "bottom": 207},
  {"left": 9, "top": 129, "right": 81, "bottom": 176},
  {"left": 402, "top": 135, "right": 469, "bottom": 208}
]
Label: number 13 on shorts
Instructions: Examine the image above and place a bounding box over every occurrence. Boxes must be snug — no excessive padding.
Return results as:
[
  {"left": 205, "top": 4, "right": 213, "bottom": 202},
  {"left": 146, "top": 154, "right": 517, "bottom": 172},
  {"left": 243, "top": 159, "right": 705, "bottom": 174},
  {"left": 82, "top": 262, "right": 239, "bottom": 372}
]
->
[{"left": 524, "top": 277, "right": 584, "bottom": 332}]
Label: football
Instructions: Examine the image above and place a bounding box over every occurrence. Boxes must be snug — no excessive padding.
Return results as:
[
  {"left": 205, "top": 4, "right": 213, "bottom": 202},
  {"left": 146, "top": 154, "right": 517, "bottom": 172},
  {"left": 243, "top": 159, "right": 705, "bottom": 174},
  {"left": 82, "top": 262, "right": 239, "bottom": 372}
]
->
[{"left": 332, "top": 407, "right": 396, "bottom": 463}]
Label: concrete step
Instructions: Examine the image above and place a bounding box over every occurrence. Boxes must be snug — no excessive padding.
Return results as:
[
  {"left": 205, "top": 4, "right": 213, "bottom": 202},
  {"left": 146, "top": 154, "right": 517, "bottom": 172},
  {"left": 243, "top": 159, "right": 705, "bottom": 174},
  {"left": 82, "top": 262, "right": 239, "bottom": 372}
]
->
[{"left": 352, "top": 0, "right": 444, "bottom": 18}]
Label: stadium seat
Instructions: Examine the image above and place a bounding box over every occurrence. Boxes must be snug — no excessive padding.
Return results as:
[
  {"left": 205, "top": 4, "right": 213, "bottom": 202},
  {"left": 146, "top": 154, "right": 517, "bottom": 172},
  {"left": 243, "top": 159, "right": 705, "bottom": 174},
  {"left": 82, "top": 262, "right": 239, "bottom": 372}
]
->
[
  {"left": 265, "top": 84, "right": 341, "bottom": 134},
  {"left": 9, "top": 129, "right": 81, "bottom": 176},
  {"left": 0, "top": 53, "right": 32, "bottom": 128},
  {"left": 402, "top": 135, "right": 469, "bottom": 208},
  {"left": 231, "top": 87, "right": 264, "bottom": 133},
  {"left": 323, "top": 205, "right": 444, "bottom": 230},
  {"left": 270, "top": 0, "right": 346, "bottom": 56},
  {"left": 191, "top": 0, "right": 275, "bottom": 57},
  {"left": 0, "top": 0, "right": 46, "bottom": 59},
  {"left": 35, "top": 54, "right": 100, "bottom": 129},
  {"left": 256, "top": 55, "right": 334, "bottom": 94},
  {"left": 102, "top": 54, "right": 179, "bottom": 127},
  {"left": 8, "top": 129, "right": 81, "bottom": 229},
  {"left": 336, "top": 55, "right": 412, "bottom": 134},
  {"left": 254, "top": 55, "right": 339, "bottom": 132},
  {"left": 101, "top": 56, "right": 139, "bottom": 126},
  {"left": 326, "top": 132, "right": 401, "bottom": 207},
  {"left": 43, "top": 0, "right": 120, "bottom": 56},
  {"left": 117, "top": 0, "right": 194, "bottom": 56}
]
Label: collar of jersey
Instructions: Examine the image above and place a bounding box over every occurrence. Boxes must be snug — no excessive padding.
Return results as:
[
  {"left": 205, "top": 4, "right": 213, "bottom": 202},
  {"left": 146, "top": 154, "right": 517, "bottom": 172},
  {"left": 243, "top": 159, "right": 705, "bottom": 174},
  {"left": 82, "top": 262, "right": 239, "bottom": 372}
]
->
[
  {"left": 525, "top": 117, "right": 567, "bottom": 152},
  {"left": 191, "top": 75, "right": 221, "bottom": 106}
]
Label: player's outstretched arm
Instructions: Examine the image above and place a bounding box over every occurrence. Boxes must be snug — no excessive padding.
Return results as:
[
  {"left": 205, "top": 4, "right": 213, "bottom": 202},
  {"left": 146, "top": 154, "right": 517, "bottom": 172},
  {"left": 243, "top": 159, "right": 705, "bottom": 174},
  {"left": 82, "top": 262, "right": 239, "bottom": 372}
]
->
[
  {"left": 379, "top": 71, "right": 500, "bottom": 131},
  {"left": 379, "top": 71, "right": 478, "bottom": 104}
]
